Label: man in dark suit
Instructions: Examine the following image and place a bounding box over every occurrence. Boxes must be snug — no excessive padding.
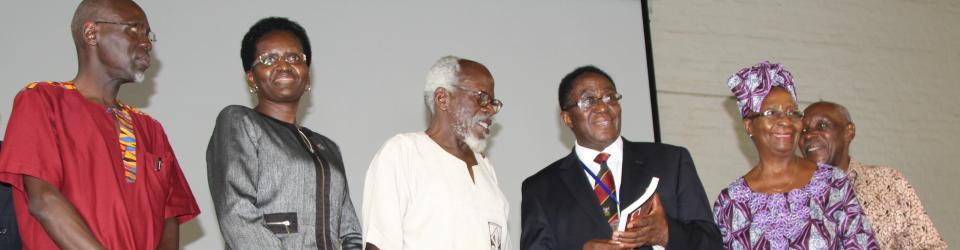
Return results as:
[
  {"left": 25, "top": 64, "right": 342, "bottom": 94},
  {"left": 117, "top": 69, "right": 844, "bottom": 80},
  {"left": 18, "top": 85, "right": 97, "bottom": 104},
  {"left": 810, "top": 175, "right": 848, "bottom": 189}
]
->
[
  {"left": 0, "top": 139, "right": 24, "bottom": 248},
  {"left": 521, "top": 66, "right": 721, "bottom": 250}
]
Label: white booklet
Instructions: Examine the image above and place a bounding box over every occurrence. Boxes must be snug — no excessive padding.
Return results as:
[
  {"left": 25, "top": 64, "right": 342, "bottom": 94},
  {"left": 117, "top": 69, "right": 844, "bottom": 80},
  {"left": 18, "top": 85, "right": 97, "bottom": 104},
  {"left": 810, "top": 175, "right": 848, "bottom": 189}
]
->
[
  {"left": 616, "top": 177, "right": 660, "bottom": 231},
  {"left": 616, "top": 177, "right": 663, "bottom": 250}
]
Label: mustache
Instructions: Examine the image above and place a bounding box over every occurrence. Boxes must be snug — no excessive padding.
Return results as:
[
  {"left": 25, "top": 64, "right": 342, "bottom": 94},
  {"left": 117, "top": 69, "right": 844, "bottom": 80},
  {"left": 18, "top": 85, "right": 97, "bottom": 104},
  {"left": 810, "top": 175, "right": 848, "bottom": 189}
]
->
[
  {"left": 470, "top": 114, "right": 491, "bottom": 123},
  {"left": 467, "top": 111, "right": 493, "bottom": 122}
]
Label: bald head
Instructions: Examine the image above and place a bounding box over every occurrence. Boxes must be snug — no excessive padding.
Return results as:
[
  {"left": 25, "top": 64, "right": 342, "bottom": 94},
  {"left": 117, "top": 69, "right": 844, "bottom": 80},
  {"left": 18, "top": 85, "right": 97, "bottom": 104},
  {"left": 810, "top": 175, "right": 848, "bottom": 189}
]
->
[
  {"left": 456, "top": 59, "right": 493, "bottom": 87},
  {"left": 71, "top": 0, "right": 145, "bottom": 47},
  {"left": 422, "top": 56, "right": 498, "bottom": 152},
  {"left": 70, "top": 0, "right": 152, "bottom": 85},
  {"left": 423, "top": 56, "right": 493, "bottom": 113},
  {"left": 806, "top": 101, "right": 852, "bottom": 123},
  {"left": 799, "top": 101, "right": 856, "bottom": 170}
]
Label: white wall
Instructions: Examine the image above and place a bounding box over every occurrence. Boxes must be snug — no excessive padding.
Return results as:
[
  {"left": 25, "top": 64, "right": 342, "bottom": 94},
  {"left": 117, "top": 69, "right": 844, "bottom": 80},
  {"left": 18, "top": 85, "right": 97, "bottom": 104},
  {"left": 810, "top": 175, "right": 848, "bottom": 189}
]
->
[
  {"left": 650, "top": 0, "right": 960, "bottom": 247},
  {"left": 0, "top": 1, "right": 654, "bottom": 248}
]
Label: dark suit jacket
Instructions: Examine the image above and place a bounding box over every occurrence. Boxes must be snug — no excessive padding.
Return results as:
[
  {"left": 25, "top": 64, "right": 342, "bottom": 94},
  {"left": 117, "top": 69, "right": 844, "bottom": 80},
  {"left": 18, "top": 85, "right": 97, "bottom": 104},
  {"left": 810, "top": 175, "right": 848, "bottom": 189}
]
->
[
  {"left": 0, "top": 141, "right": 23, "bottom": 249},
  {"left": 521, "top": 138, "right": 721, "bottom": 250}
]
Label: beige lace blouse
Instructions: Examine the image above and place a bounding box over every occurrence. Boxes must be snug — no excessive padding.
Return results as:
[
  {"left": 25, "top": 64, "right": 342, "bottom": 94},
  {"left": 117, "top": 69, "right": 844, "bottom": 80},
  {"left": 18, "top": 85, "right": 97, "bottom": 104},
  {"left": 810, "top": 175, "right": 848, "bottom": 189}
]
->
[{"left": 847, "top": 159, "right": 947, "bottom": 250}]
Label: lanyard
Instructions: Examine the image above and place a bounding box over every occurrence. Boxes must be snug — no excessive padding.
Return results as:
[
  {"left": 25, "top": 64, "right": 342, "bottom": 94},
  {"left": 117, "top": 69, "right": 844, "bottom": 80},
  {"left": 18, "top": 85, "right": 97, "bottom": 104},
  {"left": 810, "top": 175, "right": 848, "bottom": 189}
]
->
[{"left": 580, "top": 161, "right": 620, "bottom": 206}]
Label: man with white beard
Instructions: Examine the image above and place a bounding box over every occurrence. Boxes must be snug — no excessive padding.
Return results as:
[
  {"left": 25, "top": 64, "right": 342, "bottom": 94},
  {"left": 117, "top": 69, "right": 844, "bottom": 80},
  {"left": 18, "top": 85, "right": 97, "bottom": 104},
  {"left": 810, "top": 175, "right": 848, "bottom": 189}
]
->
[{"left": 362, "top": 56, "right": 509, "bottom": 250}]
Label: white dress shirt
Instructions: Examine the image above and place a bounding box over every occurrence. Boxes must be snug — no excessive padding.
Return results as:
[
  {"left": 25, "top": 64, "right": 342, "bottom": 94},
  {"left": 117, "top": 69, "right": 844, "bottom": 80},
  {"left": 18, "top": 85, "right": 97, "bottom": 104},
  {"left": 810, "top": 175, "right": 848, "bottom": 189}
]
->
[{"left": 575, "top": 137, "right": 624, "bottom": 198}]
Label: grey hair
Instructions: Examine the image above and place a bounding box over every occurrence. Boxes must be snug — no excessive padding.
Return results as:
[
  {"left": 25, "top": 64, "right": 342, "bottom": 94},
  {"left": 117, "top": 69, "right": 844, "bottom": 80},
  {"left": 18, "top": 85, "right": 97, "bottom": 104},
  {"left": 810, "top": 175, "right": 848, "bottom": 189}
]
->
[{"left": 424, "top": 55, "right": 462, "bottom": 113}]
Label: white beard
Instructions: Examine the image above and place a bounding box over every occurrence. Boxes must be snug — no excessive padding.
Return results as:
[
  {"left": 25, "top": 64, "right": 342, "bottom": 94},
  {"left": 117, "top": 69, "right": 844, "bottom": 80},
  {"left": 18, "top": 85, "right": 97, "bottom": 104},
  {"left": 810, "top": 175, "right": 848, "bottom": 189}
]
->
[
  {"left": 134, "top": 72, "right": 145, "bottom": 83},
  {"left": 454, "top": 107, "right": 492, "bottom": 153},
  {"left": 463, "top": 132, "right": 488, "bottom": 153}
]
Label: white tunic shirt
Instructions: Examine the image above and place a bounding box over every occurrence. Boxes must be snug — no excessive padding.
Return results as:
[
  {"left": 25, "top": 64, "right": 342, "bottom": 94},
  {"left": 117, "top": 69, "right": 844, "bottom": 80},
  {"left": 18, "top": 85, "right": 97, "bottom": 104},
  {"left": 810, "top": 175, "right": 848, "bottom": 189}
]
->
[{"left": 362, "top": 132, "right": 510, "bottom": 250}]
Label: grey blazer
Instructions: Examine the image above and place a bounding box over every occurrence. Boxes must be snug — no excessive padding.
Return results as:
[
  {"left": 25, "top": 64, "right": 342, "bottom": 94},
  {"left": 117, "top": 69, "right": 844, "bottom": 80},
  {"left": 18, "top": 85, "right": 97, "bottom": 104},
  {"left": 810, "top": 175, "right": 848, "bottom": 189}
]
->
[{"left": 207, "top": 105, "right": 362, "bottom": 249}]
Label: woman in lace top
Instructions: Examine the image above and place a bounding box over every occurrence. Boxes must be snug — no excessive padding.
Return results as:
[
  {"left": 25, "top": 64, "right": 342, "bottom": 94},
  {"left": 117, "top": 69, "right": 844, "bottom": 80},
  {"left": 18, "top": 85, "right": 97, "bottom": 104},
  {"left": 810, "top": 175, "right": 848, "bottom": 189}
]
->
[{"left": 712, "top": 61, "right": 878, "bottom": 249}]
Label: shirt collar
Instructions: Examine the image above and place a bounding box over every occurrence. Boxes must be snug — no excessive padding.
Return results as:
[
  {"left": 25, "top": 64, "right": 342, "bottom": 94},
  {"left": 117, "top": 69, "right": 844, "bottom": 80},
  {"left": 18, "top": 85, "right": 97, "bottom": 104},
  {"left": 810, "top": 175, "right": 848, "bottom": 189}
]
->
[
  {"left": 847, "top": 158, "right": 863, "bottom": 181},
  {"left": 574, "top": 137, "right": 624, "bottom": 168}
]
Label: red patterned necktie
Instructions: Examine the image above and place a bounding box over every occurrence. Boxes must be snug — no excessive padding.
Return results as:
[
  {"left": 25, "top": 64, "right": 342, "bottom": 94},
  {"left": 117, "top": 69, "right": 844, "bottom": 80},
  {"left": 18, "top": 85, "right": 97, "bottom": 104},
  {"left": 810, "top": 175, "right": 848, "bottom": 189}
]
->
[{"left": 593, "top": 153, "right": 618, "bottom": 228}]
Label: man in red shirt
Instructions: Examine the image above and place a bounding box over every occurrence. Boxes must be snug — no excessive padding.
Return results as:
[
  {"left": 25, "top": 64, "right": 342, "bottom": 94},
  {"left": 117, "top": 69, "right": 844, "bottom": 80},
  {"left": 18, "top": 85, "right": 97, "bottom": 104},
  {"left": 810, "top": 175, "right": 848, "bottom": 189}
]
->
[{"left": 0, "top": 0, "right": 200, "bottom": 249}]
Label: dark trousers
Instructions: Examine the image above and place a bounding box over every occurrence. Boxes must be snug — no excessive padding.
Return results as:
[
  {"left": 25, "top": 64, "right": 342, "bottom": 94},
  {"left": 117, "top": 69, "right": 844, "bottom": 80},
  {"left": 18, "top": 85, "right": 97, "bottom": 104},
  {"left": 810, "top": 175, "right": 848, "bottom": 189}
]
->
[{"left": 0, "top": 142, "right": 23, "bottom": 249}]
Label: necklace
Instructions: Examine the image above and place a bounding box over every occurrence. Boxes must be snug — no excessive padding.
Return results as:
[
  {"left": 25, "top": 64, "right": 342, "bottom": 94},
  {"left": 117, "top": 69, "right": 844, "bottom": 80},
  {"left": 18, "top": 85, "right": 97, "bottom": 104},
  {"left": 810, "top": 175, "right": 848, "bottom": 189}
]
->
[
  {"left": 752, "top": 157, "right": 806, "bottom": 193},
  {"left": 768, "top": 177, "right": 797, "bottom": 193}
]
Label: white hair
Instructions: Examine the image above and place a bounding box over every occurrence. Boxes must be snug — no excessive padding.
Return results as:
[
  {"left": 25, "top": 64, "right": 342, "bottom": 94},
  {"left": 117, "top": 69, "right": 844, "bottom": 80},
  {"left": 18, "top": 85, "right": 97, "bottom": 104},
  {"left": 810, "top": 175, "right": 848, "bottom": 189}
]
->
[{"left": 424, "top": 55, "right": 461, "bottom": 113}]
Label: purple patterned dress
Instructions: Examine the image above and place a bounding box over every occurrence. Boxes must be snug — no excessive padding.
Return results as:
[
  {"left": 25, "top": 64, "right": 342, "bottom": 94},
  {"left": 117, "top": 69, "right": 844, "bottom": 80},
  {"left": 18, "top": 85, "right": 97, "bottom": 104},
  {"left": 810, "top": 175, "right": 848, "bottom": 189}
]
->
[{"left": 713, "top": 164, "right": 878, "bottom": 250}]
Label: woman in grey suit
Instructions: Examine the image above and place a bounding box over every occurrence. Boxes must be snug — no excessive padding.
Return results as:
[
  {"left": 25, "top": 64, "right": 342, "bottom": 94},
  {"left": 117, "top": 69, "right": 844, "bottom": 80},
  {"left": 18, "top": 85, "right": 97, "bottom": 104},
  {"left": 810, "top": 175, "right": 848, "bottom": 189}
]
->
[{"left": 206, "top": 17, "right": 362, "bottom": 249}]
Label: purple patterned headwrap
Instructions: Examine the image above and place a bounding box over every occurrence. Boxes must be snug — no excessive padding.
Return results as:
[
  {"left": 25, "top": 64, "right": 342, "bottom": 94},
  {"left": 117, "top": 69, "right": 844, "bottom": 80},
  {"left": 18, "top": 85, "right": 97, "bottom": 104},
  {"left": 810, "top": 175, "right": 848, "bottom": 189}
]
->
[{"left": 726, "top": 61, "right": 798, "bottom": 118}]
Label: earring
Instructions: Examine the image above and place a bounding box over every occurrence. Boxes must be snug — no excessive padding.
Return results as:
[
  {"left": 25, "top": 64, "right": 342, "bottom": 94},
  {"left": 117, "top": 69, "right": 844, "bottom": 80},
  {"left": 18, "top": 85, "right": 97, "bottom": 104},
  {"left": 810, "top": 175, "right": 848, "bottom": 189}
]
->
[
  {"left": 748, "top": 134, "right": 753, "bottom": 138},
  {"left": 306, "top": 85, "right": 312, "bottom": 92},
  {"left": 249, "top": 85, "right": 259, "bottom": 94}
]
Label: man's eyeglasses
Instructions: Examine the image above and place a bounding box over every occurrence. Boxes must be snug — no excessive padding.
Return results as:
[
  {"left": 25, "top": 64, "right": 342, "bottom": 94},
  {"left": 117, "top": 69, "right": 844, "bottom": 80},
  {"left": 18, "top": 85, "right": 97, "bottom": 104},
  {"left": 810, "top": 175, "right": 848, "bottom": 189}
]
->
[
  {"left": 453, "top": 86, "right": 503, "bottom": 113},
  {"left": 564, "top": 93, "right": 622, "bottom": 111},
  {"left": 95, "top": 21, "right": 156, "bottom": 42},
  {"left": 251, "top": 52, "right": 307, "bottom": 67},
  {"left": 746, "top": 109, "right": 803, "bottom": 120}
]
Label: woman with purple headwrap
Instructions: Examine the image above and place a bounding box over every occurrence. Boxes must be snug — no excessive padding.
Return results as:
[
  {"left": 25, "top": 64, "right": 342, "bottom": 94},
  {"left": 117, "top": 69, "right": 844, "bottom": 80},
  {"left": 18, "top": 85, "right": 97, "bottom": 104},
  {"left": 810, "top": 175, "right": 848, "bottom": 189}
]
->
[{"left": 712, "top": 61, "right": 878, "bottom": 250}]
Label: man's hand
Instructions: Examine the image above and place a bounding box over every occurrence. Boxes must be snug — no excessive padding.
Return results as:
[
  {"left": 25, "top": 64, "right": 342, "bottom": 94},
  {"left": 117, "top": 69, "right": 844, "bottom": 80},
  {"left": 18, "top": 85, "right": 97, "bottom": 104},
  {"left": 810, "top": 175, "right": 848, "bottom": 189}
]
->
[
  {"left": 157, "top": 217, "right": 179, "bottom": 250},
  {"left": 613, "top": 193, "right": 669, "bottom": 248},
  {"left": 583, "top": 239, "right": 627, "bottom": 250}
]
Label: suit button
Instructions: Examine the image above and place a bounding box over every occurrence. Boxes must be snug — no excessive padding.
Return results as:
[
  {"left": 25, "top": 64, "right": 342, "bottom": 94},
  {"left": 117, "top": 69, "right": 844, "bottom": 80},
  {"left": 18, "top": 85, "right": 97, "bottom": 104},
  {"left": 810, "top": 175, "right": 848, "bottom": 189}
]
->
[{"left": 0, "top": 227, "right": 7, "bottom": 235}]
